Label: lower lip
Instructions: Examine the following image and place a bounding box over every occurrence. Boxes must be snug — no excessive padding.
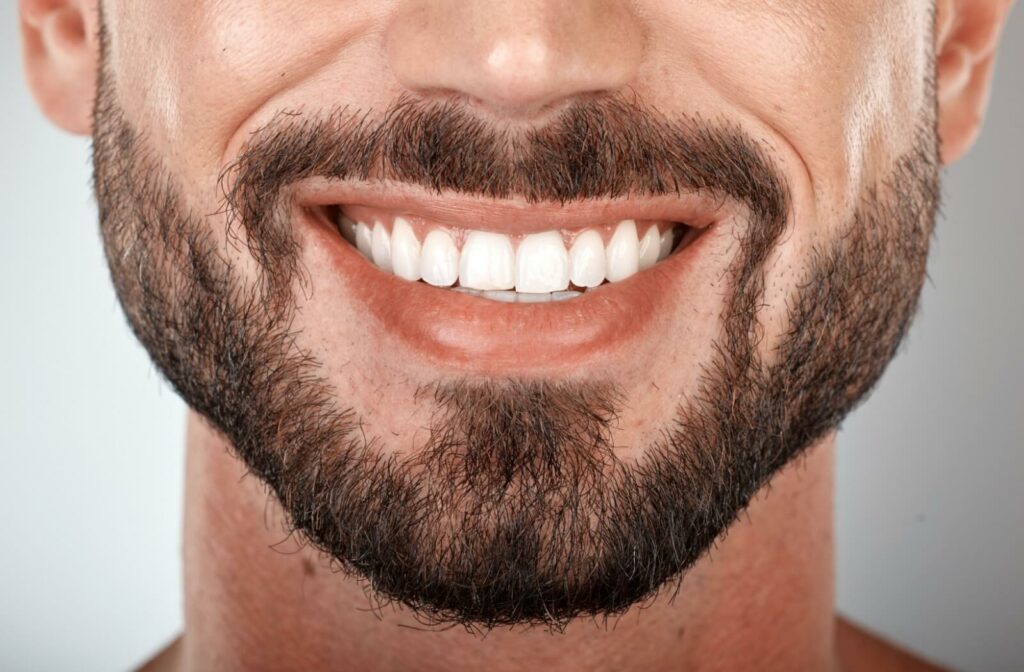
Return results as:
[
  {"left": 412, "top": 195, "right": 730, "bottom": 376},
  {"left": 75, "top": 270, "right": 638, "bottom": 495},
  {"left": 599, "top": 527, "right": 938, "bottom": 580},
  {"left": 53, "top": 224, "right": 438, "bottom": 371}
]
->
[{"left": 302, "top": 207, "right": 707, "bottom": 374}]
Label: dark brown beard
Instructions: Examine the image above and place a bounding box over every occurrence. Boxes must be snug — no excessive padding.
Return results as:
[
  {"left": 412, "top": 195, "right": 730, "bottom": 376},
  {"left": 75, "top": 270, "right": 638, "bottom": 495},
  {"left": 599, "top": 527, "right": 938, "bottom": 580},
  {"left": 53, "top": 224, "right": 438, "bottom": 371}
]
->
[{"left": 91, "top": 34, "right": 938, "bottom": 629}]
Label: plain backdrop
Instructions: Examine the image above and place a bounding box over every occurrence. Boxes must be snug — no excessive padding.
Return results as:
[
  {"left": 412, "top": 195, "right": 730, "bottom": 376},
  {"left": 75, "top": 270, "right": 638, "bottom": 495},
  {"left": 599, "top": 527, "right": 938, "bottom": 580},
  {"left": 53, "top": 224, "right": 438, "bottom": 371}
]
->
[{"left": 1, "top": 5, "right": 1021, "bottom": 671}]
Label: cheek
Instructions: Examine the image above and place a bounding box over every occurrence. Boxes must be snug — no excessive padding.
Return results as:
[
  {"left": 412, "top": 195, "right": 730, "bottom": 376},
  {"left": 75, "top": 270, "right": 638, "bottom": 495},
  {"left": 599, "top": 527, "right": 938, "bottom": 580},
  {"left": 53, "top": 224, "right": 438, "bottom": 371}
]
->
[
  {"left": 638, "top": 1, "right": 933, "bottom": 361},
  {"left": 104, "top": 1, "right": 387, "bottom": 190},
  {"left": 649, "top": 0, "right": 930, "bottom": 225}
]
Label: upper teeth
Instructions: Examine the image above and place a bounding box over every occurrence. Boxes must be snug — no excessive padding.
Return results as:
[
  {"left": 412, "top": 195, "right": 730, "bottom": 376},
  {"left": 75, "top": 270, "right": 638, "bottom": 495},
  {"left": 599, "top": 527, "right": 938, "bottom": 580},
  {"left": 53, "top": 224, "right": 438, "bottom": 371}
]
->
[{"left": 338, "top": 215, "right": 679, "bottom": 295}]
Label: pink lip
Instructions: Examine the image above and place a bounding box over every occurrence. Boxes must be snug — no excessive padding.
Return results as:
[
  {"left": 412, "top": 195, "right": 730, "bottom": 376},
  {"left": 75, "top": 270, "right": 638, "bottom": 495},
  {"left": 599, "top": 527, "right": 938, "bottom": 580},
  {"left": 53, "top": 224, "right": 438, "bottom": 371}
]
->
[{"left": 296, "top": 181, "right": 721, "bottom": 374}]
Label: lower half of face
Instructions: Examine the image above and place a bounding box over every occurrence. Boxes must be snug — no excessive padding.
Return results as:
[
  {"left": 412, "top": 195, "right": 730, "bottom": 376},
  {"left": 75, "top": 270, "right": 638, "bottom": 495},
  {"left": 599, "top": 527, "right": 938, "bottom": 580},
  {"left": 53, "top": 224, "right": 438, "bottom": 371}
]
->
[{"left": 94, "top": 0, "right": 938, "bottom": 629}]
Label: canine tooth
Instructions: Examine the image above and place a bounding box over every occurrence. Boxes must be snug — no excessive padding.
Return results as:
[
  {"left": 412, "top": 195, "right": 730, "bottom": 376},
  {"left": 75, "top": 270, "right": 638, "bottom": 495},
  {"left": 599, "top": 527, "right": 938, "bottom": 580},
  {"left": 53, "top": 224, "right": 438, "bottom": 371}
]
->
[
  {"left": 371, "top": 222, "right": 392, "bottom": 272},
  {"left": 338, "top": 215, "right": 358, "bottom": 244},
  {"left": 605, "top": 219, "right": 640, "bottom": 282},
  {"left": 569, "top": 230, "right": 606, "bottom": 288},
  {"left": 390, "top": 217, "right": 421, "bottom": 281},
  {"left": 515, "top": 231, "right": 570, "bottom": 293},
  {"left": 482, "top": 290, "right": 517, "bottom": 303},
  {"left": 638, "top": 225, "right": 661, "bottom": 270},
  {"left": 459, "top": 231, "right": 515, "bottom": 290},
  {"left": 658, "top": 228, "right": 674, "bottom": 260},
  {"left": 420, "top": 230, "right": 460, "bottom": 287},
  {"left": 355, "top": 221, "right": 373, "bottom": 259}
]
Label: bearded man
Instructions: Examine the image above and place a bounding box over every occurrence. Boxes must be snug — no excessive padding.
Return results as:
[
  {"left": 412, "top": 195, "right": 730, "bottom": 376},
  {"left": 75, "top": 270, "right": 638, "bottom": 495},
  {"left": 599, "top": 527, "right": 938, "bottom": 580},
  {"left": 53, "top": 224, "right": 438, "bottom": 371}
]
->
[{"left": 19, "top": 0, "right": 1017, "bottom": 670}]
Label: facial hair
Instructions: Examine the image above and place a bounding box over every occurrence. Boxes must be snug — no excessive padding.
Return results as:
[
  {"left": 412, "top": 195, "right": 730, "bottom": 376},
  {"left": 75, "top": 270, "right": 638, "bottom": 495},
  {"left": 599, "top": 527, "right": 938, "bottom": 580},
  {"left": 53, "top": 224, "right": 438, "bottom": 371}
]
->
[{"left": 91, "top": 37, "right": 938, "bottom": 629}]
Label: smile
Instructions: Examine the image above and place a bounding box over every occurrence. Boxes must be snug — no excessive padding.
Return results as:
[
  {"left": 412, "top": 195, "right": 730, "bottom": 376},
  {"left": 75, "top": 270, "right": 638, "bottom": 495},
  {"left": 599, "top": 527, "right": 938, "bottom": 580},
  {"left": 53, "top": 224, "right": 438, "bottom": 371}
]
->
[
  {"left": 333, "top": 204, "right": 694, "bottom": 302},
  {"left": 297, "top": 182, "right": 723, "bottom": 372}
]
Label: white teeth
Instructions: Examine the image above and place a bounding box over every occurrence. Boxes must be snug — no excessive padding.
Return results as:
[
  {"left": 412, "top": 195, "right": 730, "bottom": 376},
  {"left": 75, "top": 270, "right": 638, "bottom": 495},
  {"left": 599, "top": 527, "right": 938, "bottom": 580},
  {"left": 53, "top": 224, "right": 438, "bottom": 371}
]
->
[
  {"left": 568, "top": 229, "right": 606, "bottom": 288},
  {"left": 658, "top": 228, "right": 674, "bottom": 261},
  {"left": 355, "top": 221, "right": 374, "bottom": 259},
  {"left": 371, "top": 222, "right": 393, "bottom": 272},
  {"left": 340, "top": 212, "right": 684, "bottom": 297},
  {"left": 515, "top": 231, "right": 570, "bottom": 293},
  {"left": 481, "top": 290, "right": 517, "bottom": 303},
  {"left": 638, "top": 225, "right": 661, "bottom": 271},
  {"left": 459, "top": 231, "right": 515, "bottom": 290},
  {"left": 390, "top": 216, "right": 421, "bottom": 281},
  {"left": 605, "top": 219, "right": 640, "bottom": 282},
  {"left": 419, "top": 229, "right": 460, "bottom": 287}
]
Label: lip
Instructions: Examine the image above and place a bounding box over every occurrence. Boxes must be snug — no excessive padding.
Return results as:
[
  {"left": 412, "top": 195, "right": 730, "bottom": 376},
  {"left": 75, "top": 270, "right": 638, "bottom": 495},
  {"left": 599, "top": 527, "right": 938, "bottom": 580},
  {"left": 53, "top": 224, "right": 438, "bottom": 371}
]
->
[
  {"left": 293, "top": 178, "right": 728, "bottom": 234},
  {"left": 296, "top": 180, "right": 722, "bottom": 374}
]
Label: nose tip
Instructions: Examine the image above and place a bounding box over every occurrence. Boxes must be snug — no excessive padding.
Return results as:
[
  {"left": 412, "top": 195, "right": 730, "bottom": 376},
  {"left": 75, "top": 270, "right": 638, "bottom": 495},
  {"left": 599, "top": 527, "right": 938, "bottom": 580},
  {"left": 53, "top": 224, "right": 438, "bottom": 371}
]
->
[
  {"left": 482, "top": 35, "right": 565, "bottom": 110},
  {"left": 386, "top": 0, "right": 644, "bottom": 119}
]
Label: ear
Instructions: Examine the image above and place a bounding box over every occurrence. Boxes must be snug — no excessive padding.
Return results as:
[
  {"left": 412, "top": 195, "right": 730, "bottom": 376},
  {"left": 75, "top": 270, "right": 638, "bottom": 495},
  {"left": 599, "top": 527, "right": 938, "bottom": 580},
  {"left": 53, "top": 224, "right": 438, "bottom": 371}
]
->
[
  {"left": 20, "top": 0, "right": 100, "bottom": 136},
  {"left": 935, "top": 0, "right": 1017, "bottom": 165}
]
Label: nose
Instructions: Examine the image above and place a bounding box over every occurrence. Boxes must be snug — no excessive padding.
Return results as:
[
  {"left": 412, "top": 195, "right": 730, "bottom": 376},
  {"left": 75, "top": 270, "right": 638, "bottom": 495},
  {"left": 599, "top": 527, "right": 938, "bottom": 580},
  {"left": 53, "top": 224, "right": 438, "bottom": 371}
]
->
[{"left": 385, "top": 0, "right": 644, "bottom": 119}]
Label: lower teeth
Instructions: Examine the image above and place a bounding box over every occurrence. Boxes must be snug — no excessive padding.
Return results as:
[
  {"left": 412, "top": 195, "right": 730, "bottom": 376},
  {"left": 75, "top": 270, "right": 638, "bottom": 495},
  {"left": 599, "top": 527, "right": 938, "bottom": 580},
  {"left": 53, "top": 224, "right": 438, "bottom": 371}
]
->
[{"left": 450, "top": 287, "right": 585, "bottom": 303}]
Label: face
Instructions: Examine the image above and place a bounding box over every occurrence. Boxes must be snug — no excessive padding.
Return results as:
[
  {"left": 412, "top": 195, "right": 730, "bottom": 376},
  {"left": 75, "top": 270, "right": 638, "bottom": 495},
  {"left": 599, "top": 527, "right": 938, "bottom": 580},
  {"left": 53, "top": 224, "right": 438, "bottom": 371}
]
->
[{"left": 85, "top": 0, "right": 941, "bottom": 629}]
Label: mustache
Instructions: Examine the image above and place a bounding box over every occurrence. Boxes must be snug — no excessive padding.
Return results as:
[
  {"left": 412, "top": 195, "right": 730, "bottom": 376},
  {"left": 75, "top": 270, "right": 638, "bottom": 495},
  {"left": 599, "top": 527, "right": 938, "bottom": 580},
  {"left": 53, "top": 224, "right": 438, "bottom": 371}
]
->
[{"left": 219, "top": 94, "right": 791, "bottom": 280}]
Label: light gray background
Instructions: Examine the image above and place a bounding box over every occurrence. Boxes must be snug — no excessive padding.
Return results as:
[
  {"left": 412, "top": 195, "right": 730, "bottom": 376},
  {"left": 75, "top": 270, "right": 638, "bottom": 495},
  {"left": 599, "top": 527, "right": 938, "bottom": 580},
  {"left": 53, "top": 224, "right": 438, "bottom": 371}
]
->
[{"left": 1, "top": 4, "right": 1020, "bottom": 671}]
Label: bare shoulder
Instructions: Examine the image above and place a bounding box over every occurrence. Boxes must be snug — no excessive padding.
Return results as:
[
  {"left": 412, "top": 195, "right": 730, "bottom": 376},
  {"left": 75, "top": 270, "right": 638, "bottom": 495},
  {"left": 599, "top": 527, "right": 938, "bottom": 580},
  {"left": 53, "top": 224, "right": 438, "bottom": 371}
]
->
[
  {"left": 136, "top": 634, "right": 184, "bottom": 672},
  {"left": 836, "top": 617, "right": 948, "bottom": 672}
]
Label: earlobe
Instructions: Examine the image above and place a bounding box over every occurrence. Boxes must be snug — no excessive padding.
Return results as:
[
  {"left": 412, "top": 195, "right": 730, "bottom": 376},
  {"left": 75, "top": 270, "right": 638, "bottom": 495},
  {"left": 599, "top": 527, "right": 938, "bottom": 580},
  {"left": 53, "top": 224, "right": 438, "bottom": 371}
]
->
[
  {"left": 934, "top": 0, "right": 1016, "bottom": 165},
  {"left": 20, "top": 0, "right": 99, "bottom": 136}
]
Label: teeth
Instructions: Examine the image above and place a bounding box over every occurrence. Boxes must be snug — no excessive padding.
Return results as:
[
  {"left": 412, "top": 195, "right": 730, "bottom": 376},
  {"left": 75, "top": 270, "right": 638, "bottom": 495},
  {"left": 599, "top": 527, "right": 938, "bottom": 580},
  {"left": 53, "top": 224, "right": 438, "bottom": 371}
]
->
[
  {"left": 371, "top": 222, "right": 393, "bottom": 272},
  {"left": 338, "top": 211, "right": 685, "bottom": 299},
  {"left": 507, "top": 290, "right": 582, "bottom": 303},
  {"left": 459, "top": 231, "right": 515, "bottom": 291},
  {"left": 390, "top": 216, "right": 421, "bottom": 281},
  {"left": 638, "top": 225, "right": 661, "bottom": 271},
  {"left": 338, "top": 215, "right": 358, "bottom": 244},
  {"left": 569, "top": 229, "right": 606, "bottom": 288},
  {"left": 355, "top": 221, "right": 373, "bottom": 259},
  {"left": 481, "top": 290, "right": 517, "bottom": 303},
  {"left": 515, "top": 291, "right": 552, "bottom": 303},
  {"left": 419, "top": 229, "right": 460, "bottom": 287},
  {"left": 605, "top": 219, "right": 640, "bottom": 282},
  {"left": 453, "top": 288, "right": 584, "bottom": 303},
  {"left": 658, "top": 228, "right": 674, "bottom": 261},
  {"left": 524, "top": 290, "right": 583, "bottom": 303},
  {"left": 515, "top": 231, "right": 570, "bottom": 293}
]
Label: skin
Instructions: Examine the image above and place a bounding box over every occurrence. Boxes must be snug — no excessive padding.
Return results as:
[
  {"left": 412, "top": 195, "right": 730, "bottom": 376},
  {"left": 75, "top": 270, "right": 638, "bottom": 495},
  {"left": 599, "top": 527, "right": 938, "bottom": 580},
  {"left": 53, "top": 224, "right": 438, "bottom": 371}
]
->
[{"left": 19, "top": 0, "right": 1015, "bottom": 670}]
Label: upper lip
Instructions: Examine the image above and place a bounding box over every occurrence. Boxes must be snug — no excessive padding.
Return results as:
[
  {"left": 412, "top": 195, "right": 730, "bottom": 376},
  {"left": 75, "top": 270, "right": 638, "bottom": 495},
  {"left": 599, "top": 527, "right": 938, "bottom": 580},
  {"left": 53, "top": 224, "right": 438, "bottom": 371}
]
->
[{"left": 292, "top": 178, "right": 731, "bottom": 234}]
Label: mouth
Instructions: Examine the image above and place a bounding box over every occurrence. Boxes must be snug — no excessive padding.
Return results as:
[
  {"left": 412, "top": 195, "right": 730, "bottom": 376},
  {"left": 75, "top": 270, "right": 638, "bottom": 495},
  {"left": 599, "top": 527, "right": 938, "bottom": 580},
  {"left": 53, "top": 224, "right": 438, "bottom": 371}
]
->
[
  {"left": 297, "top": 181, "right": 722, "bottom": 373},
  {"left": 332, "top": 204, "right": 696, "bottom": 299}
]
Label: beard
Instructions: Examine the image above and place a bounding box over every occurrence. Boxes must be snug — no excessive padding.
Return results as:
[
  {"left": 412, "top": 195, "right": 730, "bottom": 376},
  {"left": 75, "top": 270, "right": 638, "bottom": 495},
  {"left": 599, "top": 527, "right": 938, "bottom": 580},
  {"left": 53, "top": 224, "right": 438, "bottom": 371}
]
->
[{"left": 91, "top": 45, "right": 938, "bottom": 628}]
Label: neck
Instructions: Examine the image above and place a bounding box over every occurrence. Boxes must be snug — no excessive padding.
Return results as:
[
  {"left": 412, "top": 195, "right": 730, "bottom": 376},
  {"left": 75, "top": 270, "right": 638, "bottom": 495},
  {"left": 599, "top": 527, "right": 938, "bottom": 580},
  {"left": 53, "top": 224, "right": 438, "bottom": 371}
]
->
[{"left": 180, "top": 410, "right": 838, "bottom": 672}]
